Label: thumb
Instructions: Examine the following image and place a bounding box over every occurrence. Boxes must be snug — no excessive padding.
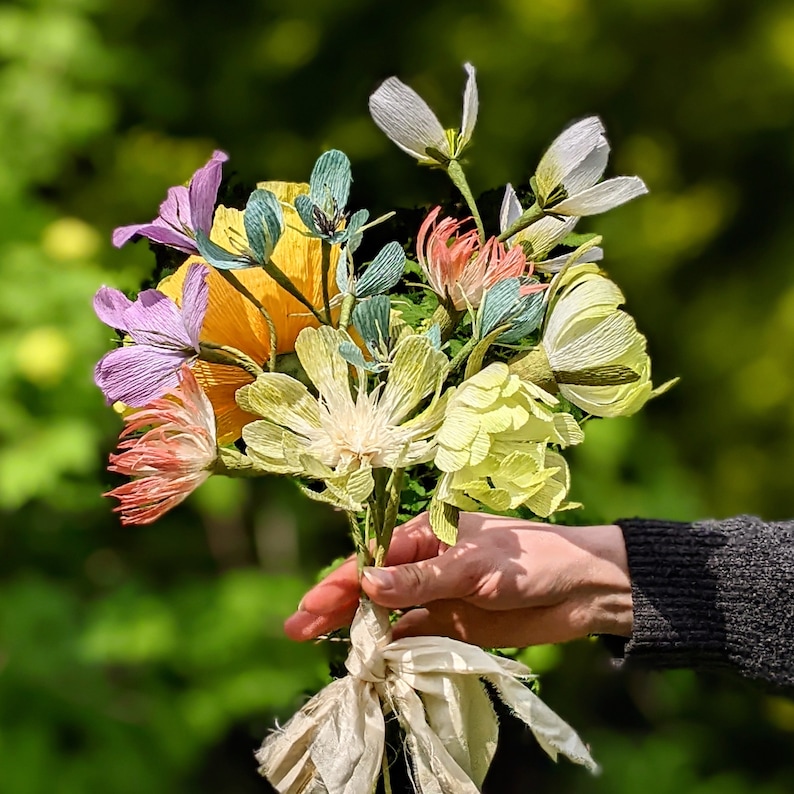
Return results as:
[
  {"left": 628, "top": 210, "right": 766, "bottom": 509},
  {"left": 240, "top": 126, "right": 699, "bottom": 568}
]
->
[{"left": 361, "top": 556, "right": 464, "bottom": 609}]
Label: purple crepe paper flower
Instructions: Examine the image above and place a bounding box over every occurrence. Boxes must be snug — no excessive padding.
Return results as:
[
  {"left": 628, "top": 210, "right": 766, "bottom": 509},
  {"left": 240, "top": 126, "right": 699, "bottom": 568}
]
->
[
  {"left": 94, "top": 263, "right": 209, "bottom": 407},
  {"left": 112, "top": 150, "right": 229, "bottom": 255}
]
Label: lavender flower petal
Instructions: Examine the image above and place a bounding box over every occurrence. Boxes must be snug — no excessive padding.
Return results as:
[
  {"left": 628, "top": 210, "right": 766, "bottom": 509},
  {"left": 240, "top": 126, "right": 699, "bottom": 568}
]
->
[
  {"left": 112, "top": 221, "right": 197, "bottom": 254},
  {"left": 123, "top": 290, "right": 197, "bottom": 350},
  {"left": 157, "top": 185, "right": 192, "bottom": 232},
  {"left": 181, "top": 263, "right": 210, "bottom": 347},
  {"left": 94, "top": 345, "right": 190, "bottom": 406},
  {"left": 189, "top": 150, "right": 229, "bottom": 235},
  {"left": 112, "top": 150, "right": 228, "bottom": 254},
  {"left": 94, "top": 287, "right": 134, "bottom": 330}
]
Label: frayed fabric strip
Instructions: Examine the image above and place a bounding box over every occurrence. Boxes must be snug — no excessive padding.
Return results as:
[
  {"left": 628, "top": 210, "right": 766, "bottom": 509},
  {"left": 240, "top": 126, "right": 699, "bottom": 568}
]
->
[{"left": 256, "top": 600, "right": 598, "bottom": 793}]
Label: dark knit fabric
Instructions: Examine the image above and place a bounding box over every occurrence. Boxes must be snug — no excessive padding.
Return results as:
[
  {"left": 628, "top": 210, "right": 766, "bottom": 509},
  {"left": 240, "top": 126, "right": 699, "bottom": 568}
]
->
[{"left": 615, "top": 516, "right": 794, "bottom": 692}]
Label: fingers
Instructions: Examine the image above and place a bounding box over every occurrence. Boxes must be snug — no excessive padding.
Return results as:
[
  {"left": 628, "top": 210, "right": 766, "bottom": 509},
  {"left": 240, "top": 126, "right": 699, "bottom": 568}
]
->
[
  {"left": 295, "top": 515, "right": 443, "bottom": 617},
  {"left": 297, "top": 557, "right": 361, "bottom": 616},
  {"left": 360, "top": 547, "right": 477, "bottom": 609},
  {"left": 284, "top": 601, "right": 358, "bottom": 641},
  {"left": 391, "top": 600, "right": 591, "bottom": 647},
  {"left": 286, "top": 514, "right": 445, "bottom": 641}
]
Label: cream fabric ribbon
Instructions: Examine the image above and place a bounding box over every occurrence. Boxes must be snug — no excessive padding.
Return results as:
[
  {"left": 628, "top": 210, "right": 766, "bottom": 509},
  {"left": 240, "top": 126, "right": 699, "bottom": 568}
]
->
[{"left": 257, "top": 600, "right": 597, "bottom": 793}]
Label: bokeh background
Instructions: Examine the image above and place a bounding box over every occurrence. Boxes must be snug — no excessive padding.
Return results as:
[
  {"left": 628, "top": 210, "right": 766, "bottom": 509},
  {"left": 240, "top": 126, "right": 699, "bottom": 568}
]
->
[{"left": 2, "top": 0, "right": 794, "bottom": 791}]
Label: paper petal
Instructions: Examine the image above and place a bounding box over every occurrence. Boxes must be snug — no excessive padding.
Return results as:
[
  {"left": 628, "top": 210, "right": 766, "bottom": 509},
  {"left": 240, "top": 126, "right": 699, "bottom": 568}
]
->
[
  {"left": 553, "top": 176, "right": 648, "bottom": 216},
  {"left": 93, "top": 287, "right": 134, "bottom": 330},
  {"left": 535, "top": 116, "right": 605, "bottom": 200},
  {"left": 369, "top": 76, "right": 448, "bottom": 161},
  {"left": 459, "top": 63, "right": 478, "bottom": 149},
  {"left": 188, "top": 150, "right": 229, "bottom": 234}
]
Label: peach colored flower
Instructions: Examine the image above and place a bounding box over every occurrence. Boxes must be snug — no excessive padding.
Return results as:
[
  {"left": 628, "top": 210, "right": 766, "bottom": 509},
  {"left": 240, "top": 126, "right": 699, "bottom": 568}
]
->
[
  {"left": 416, "top": 207, "right": 529, "bottom": 310},
  {"left": 105, "top": 365, "right": 216, "bottom": 525}
]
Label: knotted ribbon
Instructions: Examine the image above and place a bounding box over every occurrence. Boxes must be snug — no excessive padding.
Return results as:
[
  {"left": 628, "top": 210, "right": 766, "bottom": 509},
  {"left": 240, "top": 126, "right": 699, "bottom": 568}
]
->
[{"left": 257, "top": 599, "right": 597, "bottom": 792}]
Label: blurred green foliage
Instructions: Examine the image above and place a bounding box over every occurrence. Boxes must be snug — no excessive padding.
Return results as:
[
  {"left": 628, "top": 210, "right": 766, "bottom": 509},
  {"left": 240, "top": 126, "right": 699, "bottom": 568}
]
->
[{"left": 1, "top": 0, "right": 794, "bottom": 791}]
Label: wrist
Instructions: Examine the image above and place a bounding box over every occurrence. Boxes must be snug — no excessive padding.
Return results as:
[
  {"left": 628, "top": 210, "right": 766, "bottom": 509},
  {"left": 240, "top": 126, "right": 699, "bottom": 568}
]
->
[{"left": 567, "top": 524, "right": 634, "bottom": 637}]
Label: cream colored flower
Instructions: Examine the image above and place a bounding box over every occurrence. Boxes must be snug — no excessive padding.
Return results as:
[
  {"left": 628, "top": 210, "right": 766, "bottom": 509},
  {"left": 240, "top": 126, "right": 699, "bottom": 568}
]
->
[
  {"left": 237, "top": 325, "right": 448, "bottom": 510},
  {"left": 369, "top": 63, "right": 477, "bottom": 166},
  {"left": 512, "top": 263, "right": 676, "bottom": 417},
  {"left": 434, "top": 363, "right": 582, "bottom": 517},
  {"left": 534, "top": 117, "right": 647, "bottom": 216}
]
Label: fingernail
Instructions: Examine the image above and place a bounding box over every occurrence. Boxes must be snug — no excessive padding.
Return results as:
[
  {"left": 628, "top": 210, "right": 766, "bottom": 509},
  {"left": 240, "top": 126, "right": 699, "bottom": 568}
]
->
[
  {"left": 297, "top": 597, "right": 307, "bottom": 612},
  {"left": 362, "top": 567, "right": 395, "bottom": 591}
]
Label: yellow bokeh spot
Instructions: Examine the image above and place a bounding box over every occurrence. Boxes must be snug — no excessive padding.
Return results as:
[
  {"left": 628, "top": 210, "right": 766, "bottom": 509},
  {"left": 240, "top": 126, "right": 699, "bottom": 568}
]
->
[
  {"left": 15, "top": 326, "right": 72, "bottom": 385},
  {"left": 41, "top": 217, "right": 101, "bottom": 262},
  {"left": 260, "top": 19, "right": 320, "bottom": 69},
  {"left": 766, "top": 696, "right": 794, "bottom": 731},
  {"left": 766, "top": 9, "right": 794, "bottom": 76}
]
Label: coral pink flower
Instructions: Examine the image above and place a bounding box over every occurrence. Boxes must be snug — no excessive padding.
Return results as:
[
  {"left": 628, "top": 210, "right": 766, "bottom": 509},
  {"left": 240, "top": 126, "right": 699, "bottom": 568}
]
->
[
  {"left": 416, "top": 207, "right": 529, "bottom": 310},
  {"left": 105, "top": 365, "right": 217, "bottom": 525}
]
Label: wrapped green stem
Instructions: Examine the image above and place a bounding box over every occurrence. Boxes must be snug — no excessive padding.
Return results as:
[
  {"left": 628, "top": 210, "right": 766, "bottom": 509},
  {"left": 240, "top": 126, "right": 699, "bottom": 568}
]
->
[
  {"left": 446, "top": 158, "right": 485, "bottom": 242},
  {"left": 199, "top": 341, "right": 263, "bottom": 378},
  {"left": 497, "top": 202, "right": 545, "bottom": 243},
  {"left": 320, "top": 241, "right": 333, "bottom": 324}
]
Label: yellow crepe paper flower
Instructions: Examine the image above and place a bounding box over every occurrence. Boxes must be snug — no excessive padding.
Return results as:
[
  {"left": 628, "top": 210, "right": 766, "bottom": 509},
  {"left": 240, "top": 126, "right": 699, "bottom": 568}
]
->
[
  {"left": 237, "top": 325, "right": 449, "bottom": 511},
  {"left": 434, "top": 363, "right": 583, "bottom": 517},
  {"left": 158, "top": 181, "right": 338, "bottom": 443},
  {"left": 512, "top": 263, "right": 676, "bottom": 418}
]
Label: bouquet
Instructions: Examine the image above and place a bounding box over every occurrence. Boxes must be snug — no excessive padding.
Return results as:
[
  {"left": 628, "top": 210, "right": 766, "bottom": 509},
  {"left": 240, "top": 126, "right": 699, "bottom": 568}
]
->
[{"left": 95, "top": 64, "right": 673, "bottom": 793}]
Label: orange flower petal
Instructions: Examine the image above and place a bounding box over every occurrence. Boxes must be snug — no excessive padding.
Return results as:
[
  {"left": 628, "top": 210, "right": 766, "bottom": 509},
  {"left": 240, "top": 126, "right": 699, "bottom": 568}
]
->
[{"left": 158, "top": 181, "right": 339, "bottom": 443}]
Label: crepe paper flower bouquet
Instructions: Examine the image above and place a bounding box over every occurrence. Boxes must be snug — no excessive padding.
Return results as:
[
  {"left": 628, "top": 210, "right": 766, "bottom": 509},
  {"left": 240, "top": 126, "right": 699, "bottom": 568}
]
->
[{"left": 95, "top": 63, "right": 674, "bottom": 793}]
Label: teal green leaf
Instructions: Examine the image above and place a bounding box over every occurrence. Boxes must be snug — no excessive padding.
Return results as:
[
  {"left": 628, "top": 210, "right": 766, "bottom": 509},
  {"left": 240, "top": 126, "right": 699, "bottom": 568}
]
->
[
  {"left": 355, "top": 241, "right": 405, "bottom": 297},
  {"left": 310, "top": 149, "right": 351, "bottom": 212},
  {"left": 243, "top": 189, "right": 283, "bottom": 264},
  {"left": 194, "top": 230, "right": 252, "bottom": 270},
  {"left": 352, "top": 295, "right": 391, "bottom": 355},
  {"left": 480, "top": 278, "right": 521, "bottom": 337}
]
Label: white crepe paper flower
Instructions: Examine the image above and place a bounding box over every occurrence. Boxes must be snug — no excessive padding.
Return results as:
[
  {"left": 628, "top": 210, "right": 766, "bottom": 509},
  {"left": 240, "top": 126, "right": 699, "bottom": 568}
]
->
[
  {"left": 237, "top": 325, "right": 449, "bottom": 511},
  {"left": 499, "top": 183, "right": 604, "bottom": 274},
  {"left": 369, "top": 63, "right": 478, "bottom": 166},
  {"left": 534, "top": 116, "right": 648, "bottom": 216},
  {"left": 512, "top": 263, "right": 676, "bottom": 418}
]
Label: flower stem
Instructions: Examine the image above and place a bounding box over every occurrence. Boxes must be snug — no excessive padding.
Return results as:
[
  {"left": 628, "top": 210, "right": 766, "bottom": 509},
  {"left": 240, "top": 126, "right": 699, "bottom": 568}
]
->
[
  {"left": 374, "top": 468, "right": 404, "bottom": 567},
  {"left": 321, "top": 241, "right": 333, "bottom": 324},
  {"left": 199, "top": 341, "right": 263, "bottom": 378},
  {"left": 448, "top": 337, "right": 477, "bottom": 374},
  {"left": 497, "top": 202, "right": 545, "bottom": 243},
  {"left": 217, "top": 270, "right": 279, "bottom": 372},
  {"left": 381, "top": 749, "right": 393, "bottom": 794},
  {"left": 446, "top": 159, "right": 485, "bottom": 242}
]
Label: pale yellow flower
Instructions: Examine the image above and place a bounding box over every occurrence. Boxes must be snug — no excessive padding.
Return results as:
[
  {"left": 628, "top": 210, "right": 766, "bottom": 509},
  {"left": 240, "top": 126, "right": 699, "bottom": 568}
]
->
[
  {"left": 237, "top": 326, "right": 448, "bottom": 510},
  {"left": 434, "top": 363, "right": 582, "bottom": 517}
]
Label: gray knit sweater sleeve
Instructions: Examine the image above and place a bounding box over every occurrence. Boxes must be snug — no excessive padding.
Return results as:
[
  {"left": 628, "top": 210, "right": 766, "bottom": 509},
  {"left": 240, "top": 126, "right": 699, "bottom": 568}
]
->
[{"left": 614, "top": 516, "right": 794, "bottom": 691}]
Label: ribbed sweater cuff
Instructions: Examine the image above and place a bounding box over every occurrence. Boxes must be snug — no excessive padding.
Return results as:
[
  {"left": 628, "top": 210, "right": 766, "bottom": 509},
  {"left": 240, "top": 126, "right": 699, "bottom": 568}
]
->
[{"left": 615, "top": 516, "right": 794, "bottom": 691}]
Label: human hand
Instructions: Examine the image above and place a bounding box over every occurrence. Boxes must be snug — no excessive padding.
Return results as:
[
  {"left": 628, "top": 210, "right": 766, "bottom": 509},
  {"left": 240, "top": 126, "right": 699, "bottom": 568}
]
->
[{"left": 285, "top": 512, "right": 633, "bottom": 647}]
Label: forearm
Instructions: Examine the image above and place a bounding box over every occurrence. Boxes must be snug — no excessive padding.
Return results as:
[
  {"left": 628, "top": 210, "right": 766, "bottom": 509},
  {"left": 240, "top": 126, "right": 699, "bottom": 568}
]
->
[{"left": 615, "top": 515, "right": 794, "bottom": 691}]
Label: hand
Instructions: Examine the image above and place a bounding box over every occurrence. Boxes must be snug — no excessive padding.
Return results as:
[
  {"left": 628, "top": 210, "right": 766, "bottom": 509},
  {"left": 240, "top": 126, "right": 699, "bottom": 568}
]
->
[{"left": 285, "top": 512, "right": 633, "bottom": 647}]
